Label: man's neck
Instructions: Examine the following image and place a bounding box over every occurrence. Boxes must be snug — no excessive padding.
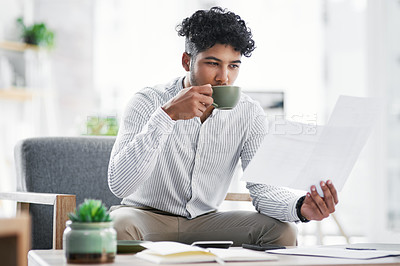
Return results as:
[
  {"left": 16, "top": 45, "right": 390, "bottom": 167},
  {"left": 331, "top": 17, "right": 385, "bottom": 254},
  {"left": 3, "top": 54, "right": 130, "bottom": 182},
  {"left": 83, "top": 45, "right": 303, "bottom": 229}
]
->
[{"left": 183, "top": 75, "right": 191, "bottom": 88}]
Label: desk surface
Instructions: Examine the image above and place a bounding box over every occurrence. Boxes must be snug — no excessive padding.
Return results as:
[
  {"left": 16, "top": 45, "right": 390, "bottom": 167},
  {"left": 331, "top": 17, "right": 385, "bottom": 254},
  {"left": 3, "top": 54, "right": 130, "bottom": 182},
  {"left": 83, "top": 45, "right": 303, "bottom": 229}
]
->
[{"left": 28, "top": 248, "right": 400, "bottom": 266}]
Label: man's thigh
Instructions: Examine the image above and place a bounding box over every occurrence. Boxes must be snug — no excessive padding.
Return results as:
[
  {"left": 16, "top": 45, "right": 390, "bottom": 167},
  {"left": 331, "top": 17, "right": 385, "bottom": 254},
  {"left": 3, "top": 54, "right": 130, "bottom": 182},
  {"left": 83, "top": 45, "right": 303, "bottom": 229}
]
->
[
  {"left": 178, "top": 211, "right": 297, "bottom": 246},
  {"left": 110, "top": 206, "right": 180, "bottom": 242},
  {"left": 111, "top": 207, "right": 297, "bottom": 246}
]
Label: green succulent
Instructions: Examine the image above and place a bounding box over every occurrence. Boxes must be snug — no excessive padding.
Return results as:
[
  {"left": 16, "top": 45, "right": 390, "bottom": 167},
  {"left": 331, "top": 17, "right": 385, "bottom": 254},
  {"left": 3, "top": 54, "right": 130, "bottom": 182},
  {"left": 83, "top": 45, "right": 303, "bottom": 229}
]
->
[
  {"left": 68, "top": 199, "right": 112, "bottom": 223},
  {"left": 16, "top": 17, "right": 55, "bottom": 48}
]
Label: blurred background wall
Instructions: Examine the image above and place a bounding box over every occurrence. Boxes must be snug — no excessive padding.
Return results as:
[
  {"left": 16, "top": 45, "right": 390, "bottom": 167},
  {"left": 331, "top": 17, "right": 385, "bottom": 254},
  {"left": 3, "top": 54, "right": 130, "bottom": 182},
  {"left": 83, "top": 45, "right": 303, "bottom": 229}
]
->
[{"left": 0, "top": 0, "right": 399, "bottom": 245}]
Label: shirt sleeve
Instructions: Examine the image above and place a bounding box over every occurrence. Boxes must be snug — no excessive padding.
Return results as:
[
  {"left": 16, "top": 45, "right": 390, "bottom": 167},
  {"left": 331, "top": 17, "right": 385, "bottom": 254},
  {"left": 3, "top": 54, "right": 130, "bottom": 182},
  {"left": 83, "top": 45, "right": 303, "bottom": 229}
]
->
[
  {"left": 240, "top": 104, "right": 301, "bottom": 222},
  {"left": 108, "top": 90, "right": 176, "bottom": 198}
]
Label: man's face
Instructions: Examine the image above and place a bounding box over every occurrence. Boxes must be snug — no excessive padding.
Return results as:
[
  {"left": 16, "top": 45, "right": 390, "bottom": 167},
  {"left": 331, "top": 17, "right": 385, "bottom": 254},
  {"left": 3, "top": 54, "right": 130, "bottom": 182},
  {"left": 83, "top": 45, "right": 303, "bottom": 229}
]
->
[{"left": 187, "top": 43, "right": 242, "bottom": 87}]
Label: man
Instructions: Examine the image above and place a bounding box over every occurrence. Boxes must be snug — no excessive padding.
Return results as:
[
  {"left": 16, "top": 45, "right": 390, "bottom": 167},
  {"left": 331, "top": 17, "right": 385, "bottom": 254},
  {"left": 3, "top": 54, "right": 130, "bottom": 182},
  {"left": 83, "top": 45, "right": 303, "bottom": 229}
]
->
[{"left": 108, "top": 7, "right": 338, "bottom": 246}]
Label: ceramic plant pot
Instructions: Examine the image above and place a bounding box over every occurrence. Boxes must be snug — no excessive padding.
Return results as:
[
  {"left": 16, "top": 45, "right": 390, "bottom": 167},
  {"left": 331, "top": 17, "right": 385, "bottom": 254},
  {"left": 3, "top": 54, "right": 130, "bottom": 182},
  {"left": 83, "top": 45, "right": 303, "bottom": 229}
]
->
[{"left": 63, "top": 220, "right": 117, "bottom": 264}]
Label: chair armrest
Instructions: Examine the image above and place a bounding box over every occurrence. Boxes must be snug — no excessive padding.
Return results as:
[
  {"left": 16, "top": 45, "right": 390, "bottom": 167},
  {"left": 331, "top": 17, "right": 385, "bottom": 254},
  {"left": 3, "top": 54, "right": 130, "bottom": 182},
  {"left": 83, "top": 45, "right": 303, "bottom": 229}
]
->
[
  {"left": 0, "top": 191, "right": 73, "bottom": 205},
  {"left": 224, "top": 192, "right": 252, "bottom": 201},
  {"left": 0, "top": 191, "right": 76, "bottom": 249}
]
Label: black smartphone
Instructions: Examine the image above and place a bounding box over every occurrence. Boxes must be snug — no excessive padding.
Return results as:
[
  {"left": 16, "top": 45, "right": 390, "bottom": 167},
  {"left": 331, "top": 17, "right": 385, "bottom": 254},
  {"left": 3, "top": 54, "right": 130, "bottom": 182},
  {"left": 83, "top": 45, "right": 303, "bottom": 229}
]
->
[
  {"left": 242, "top": 243, "right": 286, "bottom": 251},
  {"left": 191, "top": 241, "right": 233, "bottom": 249}
]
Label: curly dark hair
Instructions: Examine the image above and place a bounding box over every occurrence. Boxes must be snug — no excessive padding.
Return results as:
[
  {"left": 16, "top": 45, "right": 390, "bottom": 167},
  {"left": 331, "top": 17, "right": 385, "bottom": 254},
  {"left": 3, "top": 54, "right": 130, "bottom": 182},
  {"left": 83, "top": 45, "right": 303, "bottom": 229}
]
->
[{"left": 176, "top": 7, "right": 255, "bottom": 58}]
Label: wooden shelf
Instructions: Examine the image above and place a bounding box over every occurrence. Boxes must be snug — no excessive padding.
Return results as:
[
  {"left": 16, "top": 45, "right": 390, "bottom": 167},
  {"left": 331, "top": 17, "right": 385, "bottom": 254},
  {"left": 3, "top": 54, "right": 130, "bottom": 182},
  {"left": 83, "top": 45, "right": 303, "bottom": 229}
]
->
[
  {"left": 0, "top": 89, "right": 33, "bottom": 101},
  {"left": 0, "top": 41, "right": 39, "bottom": 52}
]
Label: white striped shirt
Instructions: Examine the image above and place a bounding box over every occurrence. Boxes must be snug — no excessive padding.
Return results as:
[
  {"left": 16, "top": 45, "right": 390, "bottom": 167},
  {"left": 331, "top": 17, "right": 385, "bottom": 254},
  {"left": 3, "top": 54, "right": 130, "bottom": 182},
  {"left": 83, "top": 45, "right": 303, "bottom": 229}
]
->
[{"left": 108, "top": 77, "right": 301, "bottom": 222}]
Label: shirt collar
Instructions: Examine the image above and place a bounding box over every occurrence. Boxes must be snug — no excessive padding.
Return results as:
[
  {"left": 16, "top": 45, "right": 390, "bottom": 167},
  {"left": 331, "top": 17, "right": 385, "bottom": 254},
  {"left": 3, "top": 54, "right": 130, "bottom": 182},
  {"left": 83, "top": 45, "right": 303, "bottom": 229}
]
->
[{"left": 165, "top": 76, "right": 185, "bottom": 97}]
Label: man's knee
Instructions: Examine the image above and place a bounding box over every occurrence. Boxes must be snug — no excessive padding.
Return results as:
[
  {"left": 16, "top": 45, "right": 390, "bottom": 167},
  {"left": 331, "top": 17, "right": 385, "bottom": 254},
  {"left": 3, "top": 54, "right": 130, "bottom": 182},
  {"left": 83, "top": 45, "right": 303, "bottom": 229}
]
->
[
  {"left": 276, "top": 222, "right": 298, "bottom": 246},
  {"left": 110, "top": 208, "right": 142, "bottom": 240},
  {"left": 257, "top": 217, "right": 298, "bottom": 246}
]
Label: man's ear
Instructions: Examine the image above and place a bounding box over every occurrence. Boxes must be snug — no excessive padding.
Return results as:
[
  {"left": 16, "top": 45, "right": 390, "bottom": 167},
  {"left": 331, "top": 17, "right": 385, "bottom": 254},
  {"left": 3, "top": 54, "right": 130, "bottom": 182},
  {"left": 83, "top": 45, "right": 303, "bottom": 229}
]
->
[{"left": 182, "top": 52, "right": 191, "bottom": 71}]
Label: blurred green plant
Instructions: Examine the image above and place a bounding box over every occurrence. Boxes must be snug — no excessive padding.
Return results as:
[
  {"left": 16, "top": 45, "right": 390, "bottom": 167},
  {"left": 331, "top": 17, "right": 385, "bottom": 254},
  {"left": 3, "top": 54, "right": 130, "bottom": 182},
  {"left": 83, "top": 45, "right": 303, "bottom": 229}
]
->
[
  {"left": 86, "top": 116, "right": 119, "bottom": 136},
  {"left": 68, "top": 199, "right": 112, "bottom": 223},
  {"left": 16, "top": 17, "right": 55, "bottom": 48}
]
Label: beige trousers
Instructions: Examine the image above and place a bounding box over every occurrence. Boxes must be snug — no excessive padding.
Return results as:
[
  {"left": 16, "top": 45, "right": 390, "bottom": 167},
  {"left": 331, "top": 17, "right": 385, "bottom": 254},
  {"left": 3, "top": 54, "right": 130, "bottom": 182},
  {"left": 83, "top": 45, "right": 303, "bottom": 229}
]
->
[{"left": 110, "top": 206, "right": 297, "bottom": 247}]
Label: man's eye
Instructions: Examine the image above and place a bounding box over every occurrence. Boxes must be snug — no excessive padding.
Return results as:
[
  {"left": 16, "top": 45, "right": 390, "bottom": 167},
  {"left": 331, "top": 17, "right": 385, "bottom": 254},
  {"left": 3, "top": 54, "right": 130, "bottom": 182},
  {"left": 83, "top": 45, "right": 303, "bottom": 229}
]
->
[
  {"left": 206, "top": 62, "right": 218, "bottom": 66},
  {"left": 230, "top": 64, "right": 240, "bottom": 69}
]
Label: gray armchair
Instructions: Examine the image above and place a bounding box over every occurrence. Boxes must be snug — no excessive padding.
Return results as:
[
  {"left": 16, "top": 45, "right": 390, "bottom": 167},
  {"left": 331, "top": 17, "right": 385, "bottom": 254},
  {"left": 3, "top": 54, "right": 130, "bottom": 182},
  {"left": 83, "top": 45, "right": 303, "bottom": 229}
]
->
[
  {"left": 0, "top": 137, "right": 121, "bottom": 249},
  {"left": 0, "top": 136, "right": 251, "bottom": 250}
]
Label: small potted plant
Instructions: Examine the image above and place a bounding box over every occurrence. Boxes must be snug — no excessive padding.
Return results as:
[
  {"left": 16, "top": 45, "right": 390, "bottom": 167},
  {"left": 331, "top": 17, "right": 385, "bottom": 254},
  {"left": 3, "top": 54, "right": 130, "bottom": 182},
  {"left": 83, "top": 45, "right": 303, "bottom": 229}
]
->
[
  {"left": 85, "top": 116, "right": 119, "bottom": 136},
  {"left": 16, "top": 17, "right": 55, "bottom": 48},
  {"left": 63, "top": 199, "right": 117, "bottom": 264}
]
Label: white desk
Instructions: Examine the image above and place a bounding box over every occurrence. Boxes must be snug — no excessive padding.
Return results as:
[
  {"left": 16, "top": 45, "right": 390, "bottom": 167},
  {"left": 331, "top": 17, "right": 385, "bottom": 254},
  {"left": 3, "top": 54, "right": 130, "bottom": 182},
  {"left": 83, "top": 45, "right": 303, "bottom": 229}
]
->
[{"left": 28, "top": 248, "right": 400, "bottom": 266}]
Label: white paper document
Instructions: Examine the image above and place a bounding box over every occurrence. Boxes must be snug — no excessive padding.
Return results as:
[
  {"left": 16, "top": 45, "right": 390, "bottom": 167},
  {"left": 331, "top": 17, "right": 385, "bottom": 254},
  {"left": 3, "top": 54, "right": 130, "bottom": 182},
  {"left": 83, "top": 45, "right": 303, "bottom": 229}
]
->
[
  {"left": 242, "top": 95, "right": 382, "bottom": 194},
  {"left": 267, "top": 246, "right": 400, "bottom": 260}
]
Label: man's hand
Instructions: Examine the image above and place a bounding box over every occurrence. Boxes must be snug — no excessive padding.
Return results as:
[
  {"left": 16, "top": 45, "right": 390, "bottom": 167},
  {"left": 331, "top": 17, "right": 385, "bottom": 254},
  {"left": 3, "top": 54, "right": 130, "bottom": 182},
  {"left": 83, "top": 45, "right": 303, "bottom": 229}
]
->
[
  {"left": 301, "top": 180, "right": 339, "bottom": 221},
  {"left": 162, "top": 84, "right": 214, "bottom": 120}
]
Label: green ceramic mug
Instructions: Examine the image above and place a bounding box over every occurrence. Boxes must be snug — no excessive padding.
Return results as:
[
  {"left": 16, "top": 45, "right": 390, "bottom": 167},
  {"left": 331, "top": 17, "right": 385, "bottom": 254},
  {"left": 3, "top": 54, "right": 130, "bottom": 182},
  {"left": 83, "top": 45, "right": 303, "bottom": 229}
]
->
[{"left": 211, "top": 85, "right": 241, "bottom": 110}]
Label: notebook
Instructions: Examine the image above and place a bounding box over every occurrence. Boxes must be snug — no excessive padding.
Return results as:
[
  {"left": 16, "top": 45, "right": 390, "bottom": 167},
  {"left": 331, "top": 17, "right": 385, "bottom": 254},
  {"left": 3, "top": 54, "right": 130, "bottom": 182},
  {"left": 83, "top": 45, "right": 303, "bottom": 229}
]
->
[{"left": 135, "top": 241, "right": 278, "bottom": 264}]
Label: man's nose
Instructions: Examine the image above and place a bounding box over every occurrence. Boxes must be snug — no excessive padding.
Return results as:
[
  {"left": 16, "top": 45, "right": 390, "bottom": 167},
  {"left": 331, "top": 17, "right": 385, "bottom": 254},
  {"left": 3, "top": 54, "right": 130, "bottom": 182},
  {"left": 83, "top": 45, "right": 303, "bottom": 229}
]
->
[{"left": 215, "top": 67, "right": 229, "bottom": 85}]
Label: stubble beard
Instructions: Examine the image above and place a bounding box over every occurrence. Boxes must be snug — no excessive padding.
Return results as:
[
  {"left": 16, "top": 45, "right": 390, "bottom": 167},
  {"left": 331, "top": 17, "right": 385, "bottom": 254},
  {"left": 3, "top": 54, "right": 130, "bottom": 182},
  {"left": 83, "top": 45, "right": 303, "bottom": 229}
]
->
[
  {"left": 189, "top": 55, "right": 203, "bottom": 87},
  {"left": 189, "top": 69, "right": 199, "bottom": 87}
]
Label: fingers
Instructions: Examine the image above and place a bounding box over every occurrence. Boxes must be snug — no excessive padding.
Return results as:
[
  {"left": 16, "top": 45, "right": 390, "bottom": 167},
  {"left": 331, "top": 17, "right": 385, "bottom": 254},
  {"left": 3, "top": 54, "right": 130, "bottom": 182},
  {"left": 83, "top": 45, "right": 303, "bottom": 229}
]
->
[
  {"left": 191, "top": 85, "right": 213, "bottom": 107},
  {"left": 302, "top": 193, "right": 318, "bottom": 220},
  {"left": 301, "top": 192, "right": 325, "bottom": 221},
  {"left": 193, "top": 84, "right": 213, "bottom": 97},
  {"left": 303, "top": 180, "right": 339, "bottom": 222},
  {"left": 310, "top": 185, "right": 330, "bottom": 219},
  {"left": 197, "top": 94, "right": 213, "bottom": 107},
  {"left": 320, "top": 181, "right": 335, "bottom": 213},
  {"left": 326, "top": 179, "right": 339, "bottom": 204},
  {"left": 162, "top": 84, "right": 214, "bottom": 120},
  {"left": 196, "top": 101, "right": 208, "bottom": 113}
]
